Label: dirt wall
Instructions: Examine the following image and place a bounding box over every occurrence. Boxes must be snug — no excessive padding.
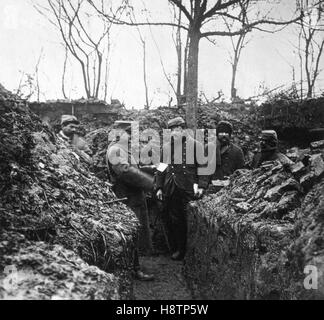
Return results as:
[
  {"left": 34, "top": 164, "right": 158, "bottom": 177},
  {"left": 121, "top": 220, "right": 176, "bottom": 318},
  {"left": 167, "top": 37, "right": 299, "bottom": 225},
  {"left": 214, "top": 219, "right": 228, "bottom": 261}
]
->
[
  {"left": 0, "top": 88, "right": 137, "bottom": 300},
  {"left": 184, "top": 148, "right": 324, "bottom": 300}
]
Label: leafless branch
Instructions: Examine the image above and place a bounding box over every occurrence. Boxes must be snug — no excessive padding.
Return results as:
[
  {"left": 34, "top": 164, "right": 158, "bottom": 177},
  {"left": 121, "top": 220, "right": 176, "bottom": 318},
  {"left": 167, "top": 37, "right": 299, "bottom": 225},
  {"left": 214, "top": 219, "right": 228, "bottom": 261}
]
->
[
  {"left": 87, "top": 0, "right": 189, "bottom": 31},
  {"left": 201, "top": 14, "right": 303, "bottom": 38}
]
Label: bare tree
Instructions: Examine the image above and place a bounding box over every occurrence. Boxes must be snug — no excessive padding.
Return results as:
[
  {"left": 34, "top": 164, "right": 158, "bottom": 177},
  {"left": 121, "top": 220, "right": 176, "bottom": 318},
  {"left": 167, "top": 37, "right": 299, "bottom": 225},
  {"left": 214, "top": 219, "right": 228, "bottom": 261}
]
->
[
  {"left": 175, "top": 4, "right": 183, "bottom": 105},
  {"left": 222, "top": 1, "right": 251, "bottom": 101},
  {"left": 15, "top": 49, "right": 45, "bottom": 101},
  {"left": 35, "top": 48, "right": 44, "bottom": 102},
  {"left": 103, "top": 34, "right": 112, "bottom": 102},
  {"left": 170, "top": 1, "right": 188, "bottom": 106},
  {"left": 138, "top": 31, "right": 150, "bottom": 109},
  {"left": 62, "top": 44, "right": 69, "bottom": 99},
  {"left": 34, "top": 0, "right": 126, "bottom": 100},
  {"left": 130, "top": 12, "right": 151, "bottom": 109},
  {"left": 296, "top": 0, "right": 324, "bottom": 98},
  {"left": 149, "top": 24, "right": 178, "bottom": 102},
  {"left": 89, "top": 0, "right": 302, "bottom": 128},
  {"left": 147, "top": 2, "right": 187, "bottom": 107}
]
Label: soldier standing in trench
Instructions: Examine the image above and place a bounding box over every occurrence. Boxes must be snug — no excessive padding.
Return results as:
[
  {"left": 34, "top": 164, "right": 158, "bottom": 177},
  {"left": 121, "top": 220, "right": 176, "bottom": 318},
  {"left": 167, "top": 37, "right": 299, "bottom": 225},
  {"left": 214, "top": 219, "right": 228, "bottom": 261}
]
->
[
  {"left": 212, "top": 120, "right": 245, "bottom": 180},
  {"left": 251, "top": 130, "right": 293, "bottom": 168},
  {"left": 106, "top": 121, "right": 154, "bottom": 281},
  {"left": 155, "top": 117, "right": 210, "bottom": 261},
  {"left": 58, "top": 114, "right": 92, "bottom": 164}
]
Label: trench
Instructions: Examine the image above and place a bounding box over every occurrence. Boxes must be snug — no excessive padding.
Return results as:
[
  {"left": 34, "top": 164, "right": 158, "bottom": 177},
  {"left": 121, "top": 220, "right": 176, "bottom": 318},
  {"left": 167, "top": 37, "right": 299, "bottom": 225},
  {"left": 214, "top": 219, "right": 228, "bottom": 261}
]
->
[
  {"left": 133, "top": 256, "right": 193, "bottom": 300},
  {"left": 132, "top": 200, "right": 194, "bottom": 300},
  {"left": 132, "top": 157, "right": 324, "bottom": 300},
  {"left": 2, "top": 86, "right": 323, "bottom": 300}
]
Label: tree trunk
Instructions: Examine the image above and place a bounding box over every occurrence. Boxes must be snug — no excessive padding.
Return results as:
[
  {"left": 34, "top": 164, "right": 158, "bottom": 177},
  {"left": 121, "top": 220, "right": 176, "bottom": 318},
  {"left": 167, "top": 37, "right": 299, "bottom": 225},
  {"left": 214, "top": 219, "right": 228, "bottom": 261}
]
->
[
  {"left": 143, "top": 40, "right": 150, "bottom": 110},
  {"left": 62, "top": 44, "right": 68, "bottom": 99},
  {"left": 104, "top": 35, "right": 111, "bottom": 102},
  {"left": 186, "top": 28, "right": 200, "bottom": 129},
  {"left": 231, "top": 61, "right": 238, "bottom": 100},
  {"left": 183, "top": 32, "right": 190, "bottom": 97},
  {"left": 176, "top": 5, "right": 182, "bottom": 107},
  {"left": 176, "top": 32, "right": 182, "bottom": 107}
]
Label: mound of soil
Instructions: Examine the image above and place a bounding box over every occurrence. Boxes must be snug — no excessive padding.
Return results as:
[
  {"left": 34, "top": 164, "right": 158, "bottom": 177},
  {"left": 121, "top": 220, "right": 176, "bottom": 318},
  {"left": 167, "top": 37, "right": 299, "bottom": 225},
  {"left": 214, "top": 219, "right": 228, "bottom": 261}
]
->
[
  {"left": 185, "top": 144, "right": 324, "bottom": 299},
  {"left": 0, "top": 231, "right": 120, "bottom": 300},
  {"left": 0, "top": 86, "right": 138, "bottom": 299}
]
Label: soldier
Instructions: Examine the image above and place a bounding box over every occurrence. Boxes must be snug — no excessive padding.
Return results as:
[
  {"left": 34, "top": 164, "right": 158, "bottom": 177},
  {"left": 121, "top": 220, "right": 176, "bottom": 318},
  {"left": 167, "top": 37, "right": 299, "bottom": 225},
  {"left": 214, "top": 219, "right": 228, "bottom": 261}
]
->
[
  {"left": 155, "top": 117, "right": 210, "bottom": 261},
  {"left": 58, "top": 114, "right": 92, "bottom": 164},
  {"left": 241, "top": 135, "right": 255, "bottom": 168},
  {"left": 213, "top": 120, "right": 245, "bottom": 180},
  {"left": 251, "top": 130, "right": 293, "bottom": 168},
  {"left": 106, "top": 121, "right": 154, "bottom": 281}
]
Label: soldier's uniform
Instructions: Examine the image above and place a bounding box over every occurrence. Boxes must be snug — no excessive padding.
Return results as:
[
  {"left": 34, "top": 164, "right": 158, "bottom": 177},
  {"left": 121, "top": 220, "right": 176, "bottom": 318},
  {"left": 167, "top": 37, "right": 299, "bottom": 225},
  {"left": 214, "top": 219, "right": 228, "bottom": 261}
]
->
[
  {"left": 58, "top": 115, "right": 92, "bottom": 164},
  {"left": 251, "top": 130, "right": 293, "bottom": 168},
  {"left": 213, "top": 142, "right": 245, "bottom": 179},
  {"left": 155, "top": 117, "right": 210, "bottom": 260},
  {"left": 106, "top": 121, "right": 154, "bottom": 262},
  {"left": 212, "top": 121, "right": 245, "bottom": 180}
]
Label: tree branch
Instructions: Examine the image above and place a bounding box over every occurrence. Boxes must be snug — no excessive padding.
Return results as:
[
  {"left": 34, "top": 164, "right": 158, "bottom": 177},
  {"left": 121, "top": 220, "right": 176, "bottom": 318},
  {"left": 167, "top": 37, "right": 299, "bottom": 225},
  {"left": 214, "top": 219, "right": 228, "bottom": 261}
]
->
[
  {"left": 87, "top": 0, "right": 189, "bottom": 31},
  {"left": 201, "top": 14, "right": 303, "bottom": 38},
  {"left": 203, "top": 0, "right": 240, "bottom": 21},
  {"left": 168, "top": 0, "right": 193, "bottom": 23}
]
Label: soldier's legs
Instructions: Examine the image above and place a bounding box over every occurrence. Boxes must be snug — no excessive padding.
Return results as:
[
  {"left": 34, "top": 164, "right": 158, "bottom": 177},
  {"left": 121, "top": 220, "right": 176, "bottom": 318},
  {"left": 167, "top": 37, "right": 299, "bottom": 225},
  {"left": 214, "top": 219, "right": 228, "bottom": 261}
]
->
[
  {"left": 155, "top": 200, "right": 177, "bottom": 253},
  {"left": 168, "top": 187, "right": 189, "bottom": 259},
  {"left": 133, "top": 235, "right": 154, "bottom": 281},
  {"left": 132, "top": 203, "right": 154, "bottom": 256},
  {"left": 113, "top": 188, "right": 154, "bottom": 280}
]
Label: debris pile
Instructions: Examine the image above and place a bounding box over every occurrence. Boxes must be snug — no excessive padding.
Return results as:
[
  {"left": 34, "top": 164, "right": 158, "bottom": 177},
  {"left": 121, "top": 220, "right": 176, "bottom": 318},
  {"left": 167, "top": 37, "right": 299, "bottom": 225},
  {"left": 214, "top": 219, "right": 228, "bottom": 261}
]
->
[
  {"left": 0, "top": 231, "right": 119, "bottom": 300},
  {"left": 185, "top": 141, "right": 324, "bottom": 299},
  {"left": 0, "top": 86, "right": 138, "bottom": 299}
]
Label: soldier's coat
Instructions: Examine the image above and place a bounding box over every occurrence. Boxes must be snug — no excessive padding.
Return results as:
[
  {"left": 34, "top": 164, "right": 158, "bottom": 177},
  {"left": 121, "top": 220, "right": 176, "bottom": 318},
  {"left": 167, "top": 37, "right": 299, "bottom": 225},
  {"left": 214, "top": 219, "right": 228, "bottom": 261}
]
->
[
  {"left": 106, "top": 140, "right": 153, "bottom": 255},
  {"left": 156, "top": 135, "right": 210, "bottom": 198}
]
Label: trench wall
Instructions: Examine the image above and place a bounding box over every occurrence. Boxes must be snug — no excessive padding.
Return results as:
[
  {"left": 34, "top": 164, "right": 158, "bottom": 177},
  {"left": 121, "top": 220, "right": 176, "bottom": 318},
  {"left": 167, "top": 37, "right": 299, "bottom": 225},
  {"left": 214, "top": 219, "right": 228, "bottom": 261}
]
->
[{"left": 184, "top": 169, "right": 324, "bottom": 300}]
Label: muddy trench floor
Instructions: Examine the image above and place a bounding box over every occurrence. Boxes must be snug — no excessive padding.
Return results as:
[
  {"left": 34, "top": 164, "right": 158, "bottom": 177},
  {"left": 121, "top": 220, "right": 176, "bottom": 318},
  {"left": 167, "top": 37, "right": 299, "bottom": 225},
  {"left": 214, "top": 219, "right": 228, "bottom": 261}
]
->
[{"left": 133, "top": 255, "right": 193, "bottom": 300}]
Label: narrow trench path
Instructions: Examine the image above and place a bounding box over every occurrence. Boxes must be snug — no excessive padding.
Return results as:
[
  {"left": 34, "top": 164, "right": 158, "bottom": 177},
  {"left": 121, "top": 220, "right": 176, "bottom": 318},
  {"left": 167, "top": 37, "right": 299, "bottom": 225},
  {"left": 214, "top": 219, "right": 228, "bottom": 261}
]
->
[{"left": 133, "top": 255, "right": 193, "bottom": 300}]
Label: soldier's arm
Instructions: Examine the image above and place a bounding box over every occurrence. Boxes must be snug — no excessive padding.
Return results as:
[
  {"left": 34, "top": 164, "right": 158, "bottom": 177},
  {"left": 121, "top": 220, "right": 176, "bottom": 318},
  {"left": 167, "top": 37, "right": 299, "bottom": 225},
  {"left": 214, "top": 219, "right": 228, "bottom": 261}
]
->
[
  {"left": 121, "top": 167, "right": 154, "bottom": 191},
  {"left": 107, "top": 146, "right": 130, "bottom": 176},
  {"left": 235, "top": 147, "right": 245, "bottom": 170},
  {"left": 107, "top": 146, "right": 153, "bottom": 191}
]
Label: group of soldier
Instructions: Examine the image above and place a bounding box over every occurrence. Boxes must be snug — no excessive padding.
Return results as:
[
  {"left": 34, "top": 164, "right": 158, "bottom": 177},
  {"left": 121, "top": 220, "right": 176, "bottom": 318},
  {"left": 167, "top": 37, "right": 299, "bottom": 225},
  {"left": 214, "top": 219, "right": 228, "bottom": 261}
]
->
[{"left": 57, "top": 114, "right": 292, "bottom": 281}]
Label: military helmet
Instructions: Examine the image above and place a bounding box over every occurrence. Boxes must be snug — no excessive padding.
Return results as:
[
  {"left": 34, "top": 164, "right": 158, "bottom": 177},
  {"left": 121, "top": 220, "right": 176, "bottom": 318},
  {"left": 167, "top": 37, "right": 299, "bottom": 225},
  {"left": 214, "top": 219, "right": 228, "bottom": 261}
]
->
[
  {"left": 261, "top": 130, "right": 278, "bottom": 142},
  {"left": 167, "top": 117, "right": 186, "bottom": 129},
  {"left": 61, "top": 115, "right": 79, "bottom": 127},
  {"left": 260, "top": 130, "right": 278, "bottom": 152},
  {"left": 112, "top": 120, "right": 135, "bottom": 134}
]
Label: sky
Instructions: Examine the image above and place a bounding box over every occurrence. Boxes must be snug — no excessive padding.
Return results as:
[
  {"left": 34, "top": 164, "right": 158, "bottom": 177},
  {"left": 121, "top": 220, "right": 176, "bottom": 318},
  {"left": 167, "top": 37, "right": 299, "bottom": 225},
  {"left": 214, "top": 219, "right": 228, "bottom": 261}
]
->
[{"left": 0, "top": 0, "right": 323, "bottom": 109}]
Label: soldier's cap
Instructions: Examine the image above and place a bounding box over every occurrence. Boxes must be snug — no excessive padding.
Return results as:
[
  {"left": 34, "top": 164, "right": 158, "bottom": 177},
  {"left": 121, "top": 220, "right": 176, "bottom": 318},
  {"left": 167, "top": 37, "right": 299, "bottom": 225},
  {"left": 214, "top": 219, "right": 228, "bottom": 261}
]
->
[
  {"left": 167, "top": 117, "right": 186, "bottom": 129},
  {"left": 217, "top": 121, "right": 233, "bottom": 135},
  {"left": 261, "top": 130, "right": 278, "bottom": 142},
  {"left": 112, "top": 120, "right": 135, "bottom": 134},
  {"left": 61, "top": 115, "right": 79, "bottom": 127}
]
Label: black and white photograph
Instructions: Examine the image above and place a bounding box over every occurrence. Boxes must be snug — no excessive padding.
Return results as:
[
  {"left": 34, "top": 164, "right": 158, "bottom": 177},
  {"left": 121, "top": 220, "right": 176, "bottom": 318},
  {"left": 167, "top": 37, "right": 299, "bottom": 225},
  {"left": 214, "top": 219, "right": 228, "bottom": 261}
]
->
[{"left": 0, "top": 0, "right": 323, "bottom": 303}]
